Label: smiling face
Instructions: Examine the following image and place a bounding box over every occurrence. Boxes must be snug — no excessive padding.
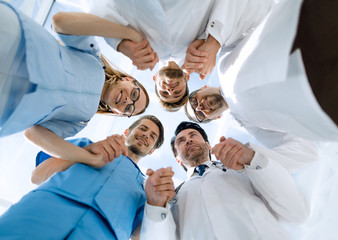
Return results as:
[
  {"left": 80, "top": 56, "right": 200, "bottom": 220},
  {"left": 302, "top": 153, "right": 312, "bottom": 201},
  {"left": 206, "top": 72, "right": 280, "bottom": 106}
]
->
[
  {"left": 125, "top": 119, "right": 160, "bottom": 157},
  {"left": 156, "top": 73, "right": 187, "bottom": 103},
  {"left": 174, "top": 129, "right": 210, "bottom": 168},
  {"left": 154, "top": 62, "right": 189, "bottom": 104},
  {"left": 103, "top": 77, "right": 148, "bottom": 116},
  {"left": 186, "top": 87, "right": 228, "bottom": 122}
]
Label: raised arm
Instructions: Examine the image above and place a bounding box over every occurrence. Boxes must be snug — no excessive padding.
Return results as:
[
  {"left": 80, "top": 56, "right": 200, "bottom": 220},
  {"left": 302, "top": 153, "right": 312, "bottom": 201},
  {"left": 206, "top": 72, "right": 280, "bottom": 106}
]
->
[
  {"left": 31, "top": 157, "right": 74, "bottom": 185},
  {"left": 245, "top": 153, "right": 310, "bottom": 223},
  {"left": 183, "top": 0, "right": 274, "bottom": 79},
  {"left": 52, "top": 12, "right": 143, "bottom": 43},
  {"left": 24, "top": 125, "right": 110, "bottom": 168},
  {"left": 212, "top": 135, "right": 315, "bottom": 223},
  {"left": 242, "top": 124, "right": 318, "bottom": 172},
  {"left": 30, "top": 134, "right": 127, "bottom": 185},
  {"left": 140, "top": 167, "right": 176, "bottom": 240}
]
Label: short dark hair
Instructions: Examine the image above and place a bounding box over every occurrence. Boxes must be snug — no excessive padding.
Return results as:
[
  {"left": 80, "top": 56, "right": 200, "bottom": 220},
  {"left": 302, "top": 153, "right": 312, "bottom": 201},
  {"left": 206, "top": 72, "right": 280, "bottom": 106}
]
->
[
  {"left": 170, "top": 121, "right": 209, "bottom": 157},
  {"left": 155, "top": 83, "right": 189, "bottom": 112},
  {"left": 128, "top": 115, "right": 164, "bottom": 149},
  {"left": 155, "top": 69, "right": 189, "bottom": 112}
]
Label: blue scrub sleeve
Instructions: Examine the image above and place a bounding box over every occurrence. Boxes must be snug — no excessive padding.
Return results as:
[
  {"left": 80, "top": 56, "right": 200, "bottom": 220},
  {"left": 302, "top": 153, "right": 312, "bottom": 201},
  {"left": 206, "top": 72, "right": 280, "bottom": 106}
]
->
[
  {"left": 57, "top": 33, "right": 99, "bottom": 54},
  {"left": 35, "top": 137, "right": 93, "bottom": 167},
  {"left": 39, "top": 119, "right": 87, "bottom": 139}
]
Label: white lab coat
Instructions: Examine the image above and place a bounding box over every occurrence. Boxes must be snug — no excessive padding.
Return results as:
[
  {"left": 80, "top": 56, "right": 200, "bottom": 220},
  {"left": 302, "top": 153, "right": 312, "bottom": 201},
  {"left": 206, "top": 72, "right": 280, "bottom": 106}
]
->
[
  {"left": 88, "top": 0, "right": 274, "bottom": 65},
  {"left": 140, "top": 138, "right": 315, "bottom": 240},
  {"left": 218, "top": 0, "right": 338, "bottom": 141}
]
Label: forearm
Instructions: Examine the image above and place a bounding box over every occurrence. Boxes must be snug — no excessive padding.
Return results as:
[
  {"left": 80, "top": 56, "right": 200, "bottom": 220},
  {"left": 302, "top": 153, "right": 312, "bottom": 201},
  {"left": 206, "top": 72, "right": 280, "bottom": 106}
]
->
[
  {"left": 245, "top": 153, "right": 309, "bottom": 223},
  {"left": 206, "top": 0, "right": 274, "bottom": 46},
  {"left": 31, "top": 157, "right": 74, "bottom": 185},
  {"left": 245, "top": 126, "right": 318, "bottom": 172},
  {"left": 24, "top": 125, "right": 99, "bottom": 166},
  {"left": 52, "top": 12, "right": 143, "bottom": 42},
  {"left": 206, "top": 34, "right": 221, "bottom": 50}
]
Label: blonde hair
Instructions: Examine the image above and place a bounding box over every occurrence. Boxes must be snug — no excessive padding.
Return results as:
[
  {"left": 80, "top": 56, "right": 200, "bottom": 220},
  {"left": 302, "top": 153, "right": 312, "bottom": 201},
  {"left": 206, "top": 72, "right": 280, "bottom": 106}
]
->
[{"left": 97, "top": 55, "right": 149, "bottom": 115}]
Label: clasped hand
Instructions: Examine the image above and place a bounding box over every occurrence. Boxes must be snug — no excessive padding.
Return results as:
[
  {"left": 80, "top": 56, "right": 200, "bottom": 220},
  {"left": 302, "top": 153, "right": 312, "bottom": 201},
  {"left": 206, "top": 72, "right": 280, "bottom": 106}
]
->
[
  {"left": 211, "top": 136, "right": 255, "bottom": 171},
  {"left": 182, "top": 35, "right": 221, "bottom": 80},
  {"left": 84, "top": 134, "right": 128, "bottom": 168},
  {"left": 145, "top": 167, "right": 175, "bottom": 207},
  {"left": 117, "top": 39, "right": 158, "bottom": 71}
]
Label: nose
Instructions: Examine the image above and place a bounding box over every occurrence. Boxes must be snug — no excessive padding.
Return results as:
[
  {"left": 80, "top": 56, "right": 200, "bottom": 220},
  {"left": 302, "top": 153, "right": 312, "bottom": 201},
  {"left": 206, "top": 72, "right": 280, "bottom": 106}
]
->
[
  {"left": 142, "top": 132, "right": 149, "bottom": 139},
  {"left": 166, "top": 86, "right": 175, "bottom": 94},
  {"left": 123, "top": 96, "right": 132, "bottom": 105},
  {"left": 186, "top": 138, "right": 193, "bottom": 144}
]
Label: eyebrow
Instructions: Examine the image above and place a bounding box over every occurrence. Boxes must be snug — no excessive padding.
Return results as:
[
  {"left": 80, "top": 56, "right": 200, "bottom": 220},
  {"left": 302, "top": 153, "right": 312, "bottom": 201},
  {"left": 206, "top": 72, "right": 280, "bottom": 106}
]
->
[
  {"left": 188, "top": 130, "right": 198, "bottom": 136},
  {"left": 140, "top": 124, "right": 158, "bottom": 138},
  {"left": 176, "top": 130, "right": 197, "bottom": 143},
  {"left": 176, "top": 136, "right": 185, "bottom": 143}
]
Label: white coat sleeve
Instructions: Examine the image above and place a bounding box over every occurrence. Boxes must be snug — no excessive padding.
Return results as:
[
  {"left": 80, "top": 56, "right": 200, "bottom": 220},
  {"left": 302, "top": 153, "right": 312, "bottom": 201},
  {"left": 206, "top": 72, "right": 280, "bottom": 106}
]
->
[
  {"left": 244, "top": 125, "right": 318, "bottom": 173},
  {"left": 87, "top": 0, "right": 129, "bottom": 50},
  {"left": 206, "top": 0, "right": 275, "bottom": 47},
  {"left": 244, "top": 151, "right": 310, "bottom": 223},
  {"left": 140, "top": 203, "right": 176, "bottom": 240}
]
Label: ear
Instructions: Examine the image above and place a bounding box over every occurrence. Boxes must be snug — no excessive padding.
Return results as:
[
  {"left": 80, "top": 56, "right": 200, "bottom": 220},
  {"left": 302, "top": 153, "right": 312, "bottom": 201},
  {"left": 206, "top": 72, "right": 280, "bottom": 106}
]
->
[
  {"left": 148, "top": 148, "right": 156, "bottom": 155},
  {"left": 175, "top": 157, "right": 182, "bottom": 165},
  {"left": 206, "top": 142, "right": 211, "bottom": 150},
  {"left": 201, "top": 85, "right": 209, "bottom": 89},
  {"left": 153, "top": 74, "right": 157, "bottom": 82},
  {"left": 123, "top": 129, "right": 129, "bottom": 137},
  {"left": 122, "top": 76, "right": 134, "bottom": 82},
  {"left": 183, "top": 72, "right": 190, "bottom": 81}
]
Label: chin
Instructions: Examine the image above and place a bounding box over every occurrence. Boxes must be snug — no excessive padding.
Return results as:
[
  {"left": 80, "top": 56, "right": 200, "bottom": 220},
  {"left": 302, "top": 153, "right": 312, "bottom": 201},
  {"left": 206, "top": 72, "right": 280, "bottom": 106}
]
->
[
  {"left": 185, "top": 151, "right": 203, "bottom": 161},
  {"left": 129, "top": 145, "right": 147, "bottom": 157}
]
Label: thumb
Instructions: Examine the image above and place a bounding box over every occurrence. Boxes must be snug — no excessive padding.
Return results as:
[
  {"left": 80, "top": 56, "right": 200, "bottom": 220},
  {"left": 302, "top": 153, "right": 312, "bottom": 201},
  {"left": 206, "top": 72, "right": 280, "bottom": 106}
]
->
[
  {"left": 219, "top": 136, "right": 226, "bottom": 142},
  {"left": 146, "top": 168, "right": 155, "bottom": 176},
  {"left": 120, "top": 135, "right": 128, "bottom": 156},
  {"left": 164, "top": 167, "right": 174, "bottom": 176}
]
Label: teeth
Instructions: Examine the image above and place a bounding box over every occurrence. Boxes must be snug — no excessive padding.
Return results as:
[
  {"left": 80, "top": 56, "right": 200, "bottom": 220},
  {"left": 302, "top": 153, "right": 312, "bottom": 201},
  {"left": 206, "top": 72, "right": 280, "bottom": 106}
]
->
[
  {"left": 137, "top": 137, "right": 146, "bottom": 146},
  {"left": 116, "top": 92, "right": 122, "bottom": 104}
]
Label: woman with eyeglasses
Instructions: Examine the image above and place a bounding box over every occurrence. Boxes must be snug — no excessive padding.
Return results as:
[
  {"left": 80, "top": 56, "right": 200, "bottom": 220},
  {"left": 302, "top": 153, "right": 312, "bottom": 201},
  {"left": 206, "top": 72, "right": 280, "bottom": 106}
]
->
[{"left": 0, "top": 2, "right": 149, "bottom": 167}]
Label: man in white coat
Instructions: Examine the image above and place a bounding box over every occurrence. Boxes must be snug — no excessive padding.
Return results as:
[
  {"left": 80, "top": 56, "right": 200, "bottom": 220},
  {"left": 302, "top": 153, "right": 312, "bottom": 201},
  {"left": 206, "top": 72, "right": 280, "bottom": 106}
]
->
[
  {"left": 185, "top": 0, "right": 338, "bottom": 141},
  {"left": 141, "top": 121, "right": 314, "bottom": 239},
  {"left": 88, "top": 0, "right": 275, "bottom": 110}
]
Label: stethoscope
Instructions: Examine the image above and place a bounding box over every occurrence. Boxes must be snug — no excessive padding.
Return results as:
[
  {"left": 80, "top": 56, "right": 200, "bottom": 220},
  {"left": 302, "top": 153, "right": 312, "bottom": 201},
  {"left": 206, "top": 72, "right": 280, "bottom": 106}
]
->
[
  {"left": 169, "top": 160, "right": 227, "bottom": 205},
  {"left": 211, "top": 160, "right": 227, "bottom": 173}
]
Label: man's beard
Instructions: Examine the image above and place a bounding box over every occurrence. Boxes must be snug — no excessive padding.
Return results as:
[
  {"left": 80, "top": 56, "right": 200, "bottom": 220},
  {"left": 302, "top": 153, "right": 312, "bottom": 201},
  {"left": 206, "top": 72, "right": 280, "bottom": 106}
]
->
[
  {"left": 159, "top": 68, "right": 184, "bottom": 79},
  {"left": 128, "top": 144, "right": 147, "bottom": 157},
  {"left": 183, "top": 144, "right": 208, "bottom": 166}
]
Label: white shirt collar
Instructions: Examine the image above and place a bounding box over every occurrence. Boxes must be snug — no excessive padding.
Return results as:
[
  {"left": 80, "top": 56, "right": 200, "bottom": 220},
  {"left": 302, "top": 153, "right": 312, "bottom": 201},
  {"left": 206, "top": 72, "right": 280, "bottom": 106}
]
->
[{"left": 186, "top": 160, "right": 212, "bottom": 178}]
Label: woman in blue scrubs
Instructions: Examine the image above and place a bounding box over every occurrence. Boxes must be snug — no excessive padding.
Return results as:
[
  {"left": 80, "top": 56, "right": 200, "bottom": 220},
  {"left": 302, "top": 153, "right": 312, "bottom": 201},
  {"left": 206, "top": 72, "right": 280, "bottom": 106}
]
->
[{"left": 0, "top": 2, "right": 150, "bottom": 166}]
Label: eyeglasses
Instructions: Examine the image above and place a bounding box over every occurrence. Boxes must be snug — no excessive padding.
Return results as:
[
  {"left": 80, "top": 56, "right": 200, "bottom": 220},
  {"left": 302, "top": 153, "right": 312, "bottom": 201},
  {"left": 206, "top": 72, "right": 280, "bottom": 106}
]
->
[
  {"left": 124, "top": 81, "right": 141, "bottom": 118},
  {"left": 189, "top": 91, "right": 206, "bottom": 123}
]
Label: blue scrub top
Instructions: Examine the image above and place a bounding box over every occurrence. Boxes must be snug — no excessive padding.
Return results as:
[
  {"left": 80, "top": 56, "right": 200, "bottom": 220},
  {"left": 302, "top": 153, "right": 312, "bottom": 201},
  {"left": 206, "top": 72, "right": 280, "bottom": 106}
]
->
[
  {"left": 0, "top": 3, "right": 105, "bottom": 138},
  {"left": 38, "top": 155, "right": 146, "bottom": 239}
]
